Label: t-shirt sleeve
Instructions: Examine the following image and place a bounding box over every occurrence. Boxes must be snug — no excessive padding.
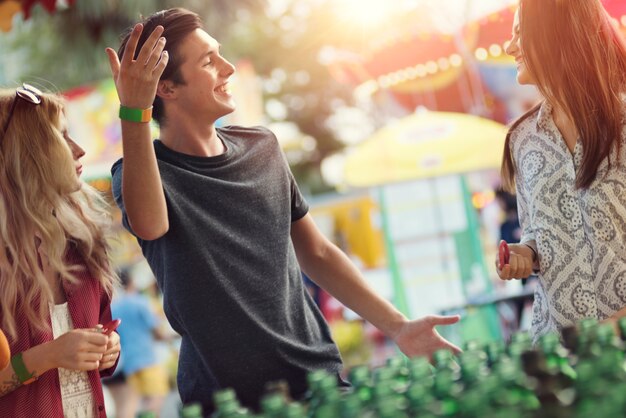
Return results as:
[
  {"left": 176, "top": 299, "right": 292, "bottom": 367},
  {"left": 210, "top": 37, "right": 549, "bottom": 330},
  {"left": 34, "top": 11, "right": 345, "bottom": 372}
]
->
[
  {"left": 288, "top": 168, "right": 309, "bottom": 222},
  {"left": 266, "top": 126, "right": 309, "bottom": 222},
  {"left": 110, "top": 159, "right": 137, "bottom": 237}
]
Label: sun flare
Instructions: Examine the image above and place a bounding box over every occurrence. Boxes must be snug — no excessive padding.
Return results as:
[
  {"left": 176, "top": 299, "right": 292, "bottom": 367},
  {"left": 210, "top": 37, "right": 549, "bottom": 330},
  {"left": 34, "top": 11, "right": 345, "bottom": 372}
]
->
[{"left": 332, "top": 0, "right": 398, "bottom": 26}]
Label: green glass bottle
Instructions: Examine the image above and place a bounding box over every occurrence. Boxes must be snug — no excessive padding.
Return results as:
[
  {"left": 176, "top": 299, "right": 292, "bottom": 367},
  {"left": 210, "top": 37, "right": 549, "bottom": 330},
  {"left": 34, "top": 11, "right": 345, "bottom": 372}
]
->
[
  {"left": 431, "top": 368, "right": 460, "bottom": 417},
  {"left": 459, "top": 351, "right": 488, "bottom": 387},
  {"left": 348, "top": 365, "right": 373, "bottom": 405},
  {"left": 408, "top": 356, "right": 433, "bottom": 384},
  {"left": 485, "top": 340, "right": 506, "bottom": 367},
  {"left": 573, "top": 385, "right": 623, "bottom": 418},
  {"left": 338, "top": 393, "right": 363, "bottom": 418},
  {"left": 522, "top": 349, "right": 575, "bottom": 418},
  {"left": 284, "top": 402, "right": 305, "bottom": 418},
  {"left": 405, "top": 382, "right": 435, "bottom": 416},
  {"left": 385, "top": 356, "right": 410, "bottom": 387},
  {"left": 307, "top": 374, "right": 340, "bottom": 418},
  {"left": 264, "top": 380, "right": 292, "bottom": 403},
  {"left": 456, "top": 387, "right": 493, "bottom": 418},
  {"left": 375, "top": 397, "right": 408, "bottom": 418},
  {"left": 373, "top": 366, "right": 396, "bottom": 385},
  {"left": 371, "top": 380, "right": 394, "bottom": 403},
  {"left": 507, "top": 333, "right": 532, "bottom": 368},
  {"left": 212, "top": 388, "right": 251, "bottom": 418},
  {"left": 181, "top": 402, "right": 204, "bottom": 418},
  {"left": 462, "top": 340, "right": 482, "bottom": 352},
  {"left": 433, "top": 349, "right": 459, "bottom": 372},
  {"left": 492, "top": 357, "right": 540, "bottom": 413},
  {"left": 374, "top": 362, "right": 409, "bottom": 396},
  {"left": 595, "top": 323, "right": 623, "bottom": 351},
  {"left": 575, "top": 358, "right": 606, "bottom": 401},
  {"left": 260, "top": 393, "right": 286, "bottom": 418},
  {"left": 578, "top": 317, "right": 599, "bottom": 333},
  {"left": 538, "top": 332, "right": 577, "bottom": 380},
  {"left": 214, "top": 388, "right": 238, "bottom": 406},
  {"left": 312, "top": 402, "right": 340, "bottom": 418},
  {"left": 305, "top": 370, "right": 331, "bottom": 402},
  {"left": 617, "top": 316, "right": 626, "bottom": 341}
]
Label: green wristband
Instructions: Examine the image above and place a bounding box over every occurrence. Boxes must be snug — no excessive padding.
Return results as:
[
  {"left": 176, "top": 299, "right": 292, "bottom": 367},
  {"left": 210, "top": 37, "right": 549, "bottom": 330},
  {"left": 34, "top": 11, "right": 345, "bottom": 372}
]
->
[
  {"left": 119, "top": 105, "right": 153, "bottom": 123},
  {"left": 11, "top": 352, "right": 37, "bottom": 385}
]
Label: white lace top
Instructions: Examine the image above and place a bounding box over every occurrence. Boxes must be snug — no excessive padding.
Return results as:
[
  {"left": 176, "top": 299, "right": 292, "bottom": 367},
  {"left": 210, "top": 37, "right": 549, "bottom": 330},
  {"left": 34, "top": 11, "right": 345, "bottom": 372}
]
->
[
  {"left": 50, "top": 303, "right": 97, "bottom": 418},
  {"left": 510, "top": 100, "right": 626, "bottom": 343}
]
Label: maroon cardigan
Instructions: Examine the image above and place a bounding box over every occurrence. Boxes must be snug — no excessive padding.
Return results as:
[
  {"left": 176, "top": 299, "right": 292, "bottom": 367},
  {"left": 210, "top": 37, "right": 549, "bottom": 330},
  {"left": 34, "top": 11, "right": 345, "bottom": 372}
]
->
[{"left": 0, "top": 247, "right": 117, "bottom": 418}]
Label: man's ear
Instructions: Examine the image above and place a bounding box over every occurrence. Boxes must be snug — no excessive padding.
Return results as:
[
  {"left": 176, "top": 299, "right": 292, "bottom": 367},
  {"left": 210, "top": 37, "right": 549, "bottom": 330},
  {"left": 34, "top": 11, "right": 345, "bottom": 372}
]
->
[{"left": 156, "top": 80, "right": 177, "bottom": 100}]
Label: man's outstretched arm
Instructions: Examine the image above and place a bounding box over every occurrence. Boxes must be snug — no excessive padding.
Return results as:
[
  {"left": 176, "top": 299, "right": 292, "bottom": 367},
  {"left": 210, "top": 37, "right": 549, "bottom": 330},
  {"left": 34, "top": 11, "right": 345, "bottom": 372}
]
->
[{"left": 291, "top": 213, "right": 462, "bottom": 360}]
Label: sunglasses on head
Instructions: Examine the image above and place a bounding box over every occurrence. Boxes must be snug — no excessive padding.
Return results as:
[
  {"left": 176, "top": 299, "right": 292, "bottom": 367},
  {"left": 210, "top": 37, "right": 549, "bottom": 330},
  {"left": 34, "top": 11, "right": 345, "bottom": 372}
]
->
[{"left": 1, "top": 83, "right": 43, "bottom": 140}]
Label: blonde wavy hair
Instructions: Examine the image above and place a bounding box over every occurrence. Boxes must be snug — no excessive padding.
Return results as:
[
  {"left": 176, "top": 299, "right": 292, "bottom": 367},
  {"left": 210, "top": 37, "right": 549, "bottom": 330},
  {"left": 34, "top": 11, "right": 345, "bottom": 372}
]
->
[{"left": 0, "top": 88, "right": 117, "bottom": 340}]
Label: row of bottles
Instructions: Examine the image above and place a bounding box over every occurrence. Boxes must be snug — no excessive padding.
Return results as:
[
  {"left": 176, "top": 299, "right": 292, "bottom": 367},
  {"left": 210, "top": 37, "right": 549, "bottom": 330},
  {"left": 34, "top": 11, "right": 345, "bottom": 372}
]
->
[{"left": 176, "top": 316, "right": 626, "bottom": 417}]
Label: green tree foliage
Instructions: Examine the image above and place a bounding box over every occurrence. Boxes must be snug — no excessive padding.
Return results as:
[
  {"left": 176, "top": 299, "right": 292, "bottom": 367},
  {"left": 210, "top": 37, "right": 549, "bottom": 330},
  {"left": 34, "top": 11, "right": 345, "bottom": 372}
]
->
[
  {"left": 0, "top": 0, "right": 360, "bottom": 193},
  {"left": 223, "top": 0, "right": 359, "bottom": 193},
  {"left": 0, "top": 0, "right": 267, "bottom": 89}
]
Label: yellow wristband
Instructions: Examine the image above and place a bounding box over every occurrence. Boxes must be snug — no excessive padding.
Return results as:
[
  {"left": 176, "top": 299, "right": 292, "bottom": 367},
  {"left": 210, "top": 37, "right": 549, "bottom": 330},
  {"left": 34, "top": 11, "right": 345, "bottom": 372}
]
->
[{"left": 119, "top": 105, "right": 152, "bottom": 123}]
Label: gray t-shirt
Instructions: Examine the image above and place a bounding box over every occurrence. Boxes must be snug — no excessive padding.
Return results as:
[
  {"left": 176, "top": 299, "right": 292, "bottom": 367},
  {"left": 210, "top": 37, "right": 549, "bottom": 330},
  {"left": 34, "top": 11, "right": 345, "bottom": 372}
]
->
[{"left": 111, "top": 126, "right": 342, "bottom": 410}]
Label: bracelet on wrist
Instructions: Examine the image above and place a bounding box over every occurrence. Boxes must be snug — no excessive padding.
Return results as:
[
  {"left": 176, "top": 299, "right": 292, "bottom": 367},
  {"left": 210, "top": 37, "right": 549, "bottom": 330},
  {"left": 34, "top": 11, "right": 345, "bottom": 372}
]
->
[
  {"left": 11, "top": 353, "right": 38, "bottom": 385},
  {"left": 119, "top": 105, "right": 153, "bottom": 123}
]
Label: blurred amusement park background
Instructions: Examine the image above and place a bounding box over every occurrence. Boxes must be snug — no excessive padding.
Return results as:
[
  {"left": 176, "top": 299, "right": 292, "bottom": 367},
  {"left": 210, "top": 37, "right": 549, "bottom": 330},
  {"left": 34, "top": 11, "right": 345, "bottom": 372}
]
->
[{"left": 1, "top": 0, "right": 626, "bottom": 414}]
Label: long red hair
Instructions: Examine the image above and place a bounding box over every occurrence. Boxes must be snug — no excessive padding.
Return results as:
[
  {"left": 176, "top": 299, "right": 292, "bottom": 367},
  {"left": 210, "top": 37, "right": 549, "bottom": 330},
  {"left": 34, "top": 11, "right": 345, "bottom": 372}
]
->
[{"left": 501, "top": 0, "right": 626, "bottom": 192}]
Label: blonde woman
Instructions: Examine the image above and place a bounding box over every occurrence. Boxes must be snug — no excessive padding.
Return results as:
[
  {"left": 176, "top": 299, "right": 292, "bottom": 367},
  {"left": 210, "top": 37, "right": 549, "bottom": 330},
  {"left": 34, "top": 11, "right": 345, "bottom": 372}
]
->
[
  {"left": 497, "top": 0, "right": 626, "bottom": 343},
  {"left": 0, "top": 85, "right": 120, "bottom": 418}
]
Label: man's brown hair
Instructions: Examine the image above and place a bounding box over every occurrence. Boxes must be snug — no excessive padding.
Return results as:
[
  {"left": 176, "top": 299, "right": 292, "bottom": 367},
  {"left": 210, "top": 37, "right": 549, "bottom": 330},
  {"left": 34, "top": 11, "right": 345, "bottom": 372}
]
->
[{"left": 118, "top": 8, "right": 203, "bottom": 126}]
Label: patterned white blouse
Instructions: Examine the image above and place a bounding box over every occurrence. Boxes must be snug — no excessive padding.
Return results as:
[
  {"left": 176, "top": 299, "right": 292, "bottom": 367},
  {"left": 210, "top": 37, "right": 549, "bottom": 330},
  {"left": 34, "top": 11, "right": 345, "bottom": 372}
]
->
[
  {"left": 50, "top": 303, "right": 97, "bottom": 418},
  {"left": 510, "top": 100, "right": 626, "bottom": 343}
]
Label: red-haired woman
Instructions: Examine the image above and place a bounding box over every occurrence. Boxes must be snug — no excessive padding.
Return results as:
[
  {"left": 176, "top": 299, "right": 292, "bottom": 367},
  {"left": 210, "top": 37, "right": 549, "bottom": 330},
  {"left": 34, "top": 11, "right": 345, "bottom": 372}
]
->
[{"left": 496, "top": 0, "right": 626, "bottom": 343}]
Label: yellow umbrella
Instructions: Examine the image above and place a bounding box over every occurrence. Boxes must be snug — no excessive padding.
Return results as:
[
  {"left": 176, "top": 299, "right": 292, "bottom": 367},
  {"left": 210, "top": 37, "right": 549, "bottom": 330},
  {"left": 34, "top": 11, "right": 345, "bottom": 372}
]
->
[{"left": 344, "top": 110, "right": 508, "bottom": 187}]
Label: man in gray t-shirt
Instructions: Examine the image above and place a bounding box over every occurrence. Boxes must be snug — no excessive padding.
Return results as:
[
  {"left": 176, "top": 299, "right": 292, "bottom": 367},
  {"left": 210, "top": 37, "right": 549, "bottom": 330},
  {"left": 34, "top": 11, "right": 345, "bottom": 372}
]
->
[
  {"left": 105, "top": 8, "right": 461, "bottom": 412},
  {"left": 111, "top": 126, "right": 345, "bottom": 408}
]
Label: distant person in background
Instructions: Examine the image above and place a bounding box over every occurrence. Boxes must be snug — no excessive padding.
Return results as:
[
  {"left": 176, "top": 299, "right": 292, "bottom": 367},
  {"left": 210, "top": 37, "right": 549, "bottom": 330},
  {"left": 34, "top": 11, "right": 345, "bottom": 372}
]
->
[
  {"left": 497, "top": 0, "right": 626, "bottom": 343},
  {"left": 302, "top": 272, "right": 322, "bottom": 308},
  {"left": 101, "top": 367, "right": 128, "bottom": 418},
  {"left": 495, "top": 188, "right": 521, "bottom": 245},
  {"left": 0, "top": 85, "right": 119, "bottom": 417},
  {"left": 111, "top": 270, "right": 171, "bottom": 418},
  {"left": 495, "top": 188, "right": 530, "bottom": 333},
  {"left": 495, "top": 187, "right": 526, "bottom": 291}
]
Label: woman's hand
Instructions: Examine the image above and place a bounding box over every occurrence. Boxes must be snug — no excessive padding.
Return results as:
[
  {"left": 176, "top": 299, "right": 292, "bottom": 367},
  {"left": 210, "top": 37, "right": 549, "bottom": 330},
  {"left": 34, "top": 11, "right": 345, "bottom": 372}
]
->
[
  {"left": 98, "top": 331, "right": 121, "bottom": 371},
  {"left": 49, "top": 329, "right": 108, "bottom": 371},
  {"left": 496, "top": 241, "right": 535, "bottom": 280},
  {"left": 105, "top": 23, "right": 169, "bottom": 109}
]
